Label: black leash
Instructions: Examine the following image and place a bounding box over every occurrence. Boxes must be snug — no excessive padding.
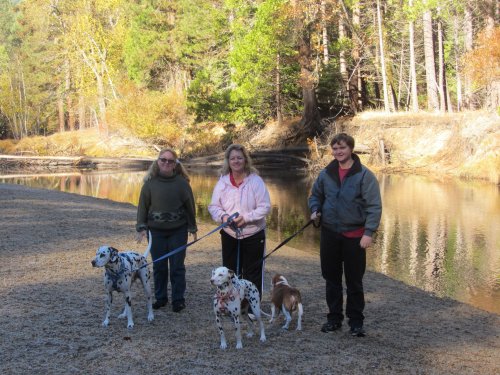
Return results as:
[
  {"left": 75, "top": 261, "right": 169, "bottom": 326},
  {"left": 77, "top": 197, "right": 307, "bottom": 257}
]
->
[{"left": 247, "top": 218, "right": 319, "bottom": 271}]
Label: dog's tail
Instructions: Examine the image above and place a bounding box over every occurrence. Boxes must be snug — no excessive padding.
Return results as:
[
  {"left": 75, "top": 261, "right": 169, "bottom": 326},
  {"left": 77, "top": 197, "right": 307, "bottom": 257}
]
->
[
  {"left": 143, "top": 230, "right": 152, "bottom": 259},
  {"left": 248, "top": 309, "right": 271, "bottom": 320}
]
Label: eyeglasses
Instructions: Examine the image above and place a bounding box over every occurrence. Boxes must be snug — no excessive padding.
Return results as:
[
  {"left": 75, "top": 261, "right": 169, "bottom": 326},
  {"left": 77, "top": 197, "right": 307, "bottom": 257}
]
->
[{"left": 158, "top": 158, "right": 176, "bottom": 164}]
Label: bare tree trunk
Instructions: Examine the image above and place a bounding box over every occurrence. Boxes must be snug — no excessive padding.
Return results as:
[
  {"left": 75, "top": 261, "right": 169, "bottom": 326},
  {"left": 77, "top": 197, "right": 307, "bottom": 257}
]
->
[
  {"left": 339, "top": 14, "right": 348, "bottom": 108},
  {"left": 65, "top": 59, "right": 75, "bottom": 131},
  {"left": 485, "top": 0, "right": 497, "bottom": 33},
  {"left": 453, "top": 15, "right": 462, "bottom": 111},
  {"left": 321, "top": 0, "right": 329, "bottom": 65},
  {"left": 58, "top": 97, "right": 65, "bottom": 132},
  {"left": 376, "top": 0, "right": 390, "bottom": 111},
  {"left": 463, "top": 2, "right": 474, "bottom": 109},
  {"left": 397, "top": 38, "right": 405, "bottom": 109},
  {"left": 78, "top": 95, "right": 86, "bottom": 130},
  {"left": 298, "top": 32, "right": 321, "bottom": 135},
  {"left": 409, "top": 0, "right": 419, "bottom": 111},
  {"left": 350, "top": 1, "right": 361, "bottom": 113},
  {"left": 291, "top": 0, "right": 322, "bottom": 137},
  {"left": 423, "top": 10, "right": 439, "bottom": 111},
  {"left": 96, "top": 71, "right": 108, "bottom": 135},
  {"left": 437, "top": 17, "right": 447, "bottom": 112}
]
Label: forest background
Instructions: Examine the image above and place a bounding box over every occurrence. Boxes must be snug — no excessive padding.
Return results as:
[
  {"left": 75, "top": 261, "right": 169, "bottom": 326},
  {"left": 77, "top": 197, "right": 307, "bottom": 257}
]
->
[{"left": 0, "top": 0, "right": 498, "bottom": 182}]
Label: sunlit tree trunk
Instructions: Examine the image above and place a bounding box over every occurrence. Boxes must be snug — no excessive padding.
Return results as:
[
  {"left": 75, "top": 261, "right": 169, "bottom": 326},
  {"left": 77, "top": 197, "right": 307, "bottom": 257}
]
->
[
  {"left": 350, "top": 0, "right": 361, "bottom": 113},
  {"left": 58, "top": 96, "right": 65, "bottom": 132},
  {"left": 78, "top": 95, "right": 86, "bottom": 130},
  {"left": 408, "top": 0, "right": 419, "bottom": 111},
  {"left": 65, "top": 58, "right": 75, "bottom": 131},
  {"left": 453, "top": 15, "right": 462, "bottom": 111},
  {"left": 321, "top": 0, "right": 329, "bottom": 65},
  {"left": 339, "top": 14, "right": 348, "bottom": 108},
  {"left": 423, "top": 9, "right": 439, "bottom": 111},
  {"left": 376, "top": 0, "right": 390, "bottom": 111},
  {"left": 437, "top": 16, "right": 447, "bottom": 112},
  {"left": 463, "top": 2, "right": 474, "bottom": 109}
]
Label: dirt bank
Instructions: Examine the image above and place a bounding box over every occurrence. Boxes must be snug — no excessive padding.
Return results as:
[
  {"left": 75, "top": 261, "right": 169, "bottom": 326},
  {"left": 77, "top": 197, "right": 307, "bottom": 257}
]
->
[{"left": 0, "top": 184, "right": 499, "bottom": 374}]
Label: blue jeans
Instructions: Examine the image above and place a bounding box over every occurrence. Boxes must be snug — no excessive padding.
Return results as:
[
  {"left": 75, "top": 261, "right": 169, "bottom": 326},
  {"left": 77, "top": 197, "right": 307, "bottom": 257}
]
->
[
  {"left": 150, "top": 226, "right": 188, "bottom": 304},
  {"left": 320, "top": 227, "right": 366, "bottom": 328}
]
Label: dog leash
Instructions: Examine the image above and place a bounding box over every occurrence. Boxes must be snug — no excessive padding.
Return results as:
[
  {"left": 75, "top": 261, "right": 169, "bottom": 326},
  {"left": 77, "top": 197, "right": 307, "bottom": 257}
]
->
[
  {"left": 130, "top": 212, "right": 241, "bottom": 274},
  {"left": 246, "top": 219, "right": 318, "bottom": 272}
]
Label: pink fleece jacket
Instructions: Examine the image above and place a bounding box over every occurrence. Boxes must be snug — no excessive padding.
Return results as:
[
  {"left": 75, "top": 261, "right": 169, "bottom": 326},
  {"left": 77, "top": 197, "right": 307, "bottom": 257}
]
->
[{"left": 208, "top": 173, "right": 271, "bottom": 239}]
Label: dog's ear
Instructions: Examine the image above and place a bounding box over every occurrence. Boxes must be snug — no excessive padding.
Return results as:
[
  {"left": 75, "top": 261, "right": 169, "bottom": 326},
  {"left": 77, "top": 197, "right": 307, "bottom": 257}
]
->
[
  {"left": 109, "top": 247, "right": 119, "bottom": 261},
  {"left": 228, "top": 269, "right": 235, "bottom": 278}
]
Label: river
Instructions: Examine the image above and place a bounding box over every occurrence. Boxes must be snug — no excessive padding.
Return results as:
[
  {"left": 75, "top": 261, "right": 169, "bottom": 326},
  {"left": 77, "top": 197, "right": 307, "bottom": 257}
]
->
[{"left": 1, "top": 168, "right": 499, "bottom": 315}]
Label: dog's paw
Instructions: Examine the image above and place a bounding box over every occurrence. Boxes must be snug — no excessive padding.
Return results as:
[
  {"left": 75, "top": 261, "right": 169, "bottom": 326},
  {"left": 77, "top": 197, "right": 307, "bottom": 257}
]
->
[
  {"left": 246, "top": 331, "right": 254, "bottom": 338},
  {"left": 220, "top": 341, "right": 227, "bottom": 350},
  {"left": 260, "top": 334, "right": 266, "bottom": 343},
  {"left": 102, "top": 319, "right": 109, "bottom": 327},
  {"left": 147, "top": 313, "right": 154, "bottom": 322},
  {"left": 235, "top": 342, "right": 243, "bottom": 349},
  {"left": 127, "top": 322, "right": 134, "bottom": 329}
]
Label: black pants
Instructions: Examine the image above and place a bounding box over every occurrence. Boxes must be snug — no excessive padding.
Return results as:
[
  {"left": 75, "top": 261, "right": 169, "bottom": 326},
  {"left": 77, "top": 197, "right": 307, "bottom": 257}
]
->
[
  {"left": 220, "top": 229, "right": 266, "bottom": 297},
  {"left": 320, "top": 227, "right": 366, "bottom": 328}
]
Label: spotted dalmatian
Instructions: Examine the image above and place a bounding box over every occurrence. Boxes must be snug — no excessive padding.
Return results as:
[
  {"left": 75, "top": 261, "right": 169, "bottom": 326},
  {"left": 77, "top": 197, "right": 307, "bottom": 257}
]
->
[
  {"left": 91, "top": 238, "right": 154, "bottom": 329},
  {"left": 210, "top": 266, "right": 266, "bottom": 349}
]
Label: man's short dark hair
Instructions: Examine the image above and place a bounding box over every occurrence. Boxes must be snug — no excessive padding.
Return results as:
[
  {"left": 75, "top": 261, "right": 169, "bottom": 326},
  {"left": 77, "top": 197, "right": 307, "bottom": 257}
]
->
[{"left": 330, "top": 133, "right": 355, "bottom": 150}]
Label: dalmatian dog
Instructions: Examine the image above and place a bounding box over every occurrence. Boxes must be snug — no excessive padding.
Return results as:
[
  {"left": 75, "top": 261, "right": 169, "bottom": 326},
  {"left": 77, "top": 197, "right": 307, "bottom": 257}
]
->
[
  {"left": 210, "top": 266, "right": 266, "bottom": 349},
  {"left": 91, "top": 233, "right": 154, "bottom": 329}
]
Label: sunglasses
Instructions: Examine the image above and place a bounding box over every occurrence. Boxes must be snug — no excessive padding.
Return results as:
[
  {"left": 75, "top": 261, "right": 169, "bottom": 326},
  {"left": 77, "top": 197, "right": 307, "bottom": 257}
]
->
[{"left": 158, "top": 158, "right": 176, "bottom": 164}]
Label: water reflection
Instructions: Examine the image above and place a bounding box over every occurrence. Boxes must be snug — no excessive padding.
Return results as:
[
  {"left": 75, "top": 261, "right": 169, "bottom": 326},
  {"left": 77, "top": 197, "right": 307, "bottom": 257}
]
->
[{"left": 1, "top": 170, "right": 499, "bottom": 315}]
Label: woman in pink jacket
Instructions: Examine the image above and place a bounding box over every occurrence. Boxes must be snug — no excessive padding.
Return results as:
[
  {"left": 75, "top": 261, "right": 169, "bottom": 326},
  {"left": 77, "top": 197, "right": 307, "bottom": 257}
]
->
[{"left": 208, "top": 144, "right": 271, "bottom": 296}]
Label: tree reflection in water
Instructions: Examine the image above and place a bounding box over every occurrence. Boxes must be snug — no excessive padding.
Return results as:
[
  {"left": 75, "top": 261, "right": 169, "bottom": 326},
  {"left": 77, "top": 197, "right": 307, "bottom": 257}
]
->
[{"left": 1, "top": 169, "right": 499, "bottom": 314}]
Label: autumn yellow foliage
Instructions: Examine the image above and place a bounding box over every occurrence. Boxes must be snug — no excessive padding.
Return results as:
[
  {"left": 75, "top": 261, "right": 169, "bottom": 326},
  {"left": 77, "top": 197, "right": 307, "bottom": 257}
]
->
[
  {"left": 463, "top": 27, "right": 500, "bottom": 90},
  {"left": 106, "top": 86, "right": 194, "bottom": 147}
]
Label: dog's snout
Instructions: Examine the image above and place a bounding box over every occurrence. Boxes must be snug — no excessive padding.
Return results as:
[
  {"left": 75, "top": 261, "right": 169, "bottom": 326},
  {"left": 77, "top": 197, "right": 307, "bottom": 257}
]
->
[{"left": 91, "top": 259, "right": 96, "bottom": 267}]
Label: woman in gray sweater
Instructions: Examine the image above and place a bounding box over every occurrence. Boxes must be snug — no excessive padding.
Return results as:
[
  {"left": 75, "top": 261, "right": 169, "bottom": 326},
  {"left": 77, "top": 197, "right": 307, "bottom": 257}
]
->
[{"left": 136, "top": 148, "right": 197, "bottom": 313}]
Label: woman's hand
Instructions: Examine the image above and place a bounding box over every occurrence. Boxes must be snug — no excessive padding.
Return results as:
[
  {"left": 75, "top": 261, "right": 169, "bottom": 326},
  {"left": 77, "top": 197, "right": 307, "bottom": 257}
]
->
[
  {"left": 233, "top": 215, "right": 246, "bottom": 228},
  {"left": 135, "top": 230, "right": 146, "bottom": 243},
  {"left": 190, "top": 232, "right": 198, "bottom": 241}
]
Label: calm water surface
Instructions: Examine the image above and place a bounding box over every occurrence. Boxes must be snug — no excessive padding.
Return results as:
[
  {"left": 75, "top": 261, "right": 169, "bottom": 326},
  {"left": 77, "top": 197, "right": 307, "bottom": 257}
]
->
[{"left": 1, "top": 168, "right": 499, "bottom": 314}]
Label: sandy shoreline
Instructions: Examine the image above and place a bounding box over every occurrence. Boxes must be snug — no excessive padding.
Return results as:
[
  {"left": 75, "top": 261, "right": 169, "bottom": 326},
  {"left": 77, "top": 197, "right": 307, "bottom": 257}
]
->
[{"left": 0, "top": 183, "right": 498, "bottom": 374}]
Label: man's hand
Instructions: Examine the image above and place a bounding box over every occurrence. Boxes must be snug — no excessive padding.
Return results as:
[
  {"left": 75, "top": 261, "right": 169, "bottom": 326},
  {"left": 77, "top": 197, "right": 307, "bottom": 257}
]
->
[
  {"left": 190, "top": 232, "right": 198, "bottom": 241},
  {"left": 360, "top": 235, "right": 373, "bottom": 249},
  {"left": 311, "top": 211, "right": 321, "bottom": 225}
]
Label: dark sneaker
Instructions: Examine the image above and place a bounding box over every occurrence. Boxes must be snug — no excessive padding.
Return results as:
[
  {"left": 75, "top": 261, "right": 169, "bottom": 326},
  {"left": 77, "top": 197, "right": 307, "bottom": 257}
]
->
[
  {"left": 350, "top": 326, "right": 366, "bottom": 337},
  {"left": 172, "top": 301, "right": 185, "bottom": 313},
  {"left": 321, "top": 321, "right": 342, "bottom": 333},
  {"left": 152, "top": 300, "right": 168, "bottom": 310}
]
